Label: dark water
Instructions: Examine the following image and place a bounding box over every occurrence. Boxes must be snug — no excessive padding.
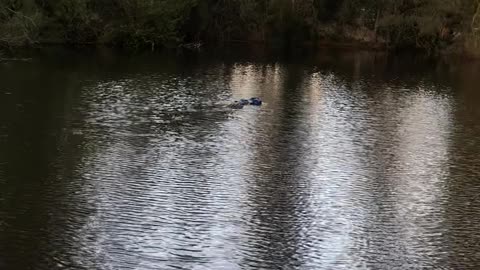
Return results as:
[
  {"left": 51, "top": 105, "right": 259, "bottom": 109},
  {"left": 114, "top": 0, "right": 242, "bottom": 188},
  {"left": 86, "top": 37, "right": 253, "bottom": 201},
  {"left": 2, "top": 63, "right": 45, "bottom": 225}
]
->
[{"left": 1, "top": 48, "right": 480, "bottom": 270}]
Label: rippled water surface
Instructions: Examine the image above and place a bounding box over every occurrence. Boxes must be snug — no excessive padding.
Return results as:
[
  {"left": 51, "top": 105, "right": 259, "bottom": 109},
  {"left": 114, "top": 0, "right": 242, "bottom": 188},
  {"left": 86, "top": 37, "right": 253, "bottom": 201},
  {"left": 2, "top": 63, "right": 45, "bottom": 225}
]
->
[{"left": 1, "top": 48, "right": 480, "bottom": 269}]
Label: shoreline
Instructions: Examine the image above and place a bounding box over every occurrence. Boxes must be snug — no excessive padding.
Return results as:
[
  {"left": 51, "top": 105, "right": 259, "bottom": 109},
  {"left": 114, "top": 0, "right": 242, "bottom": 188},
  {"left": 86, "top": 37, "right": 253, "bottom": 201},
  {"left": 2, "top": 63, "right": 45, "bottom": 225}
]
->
[{"left": 2, "top": 40, "right": 478, "bottom": 62}]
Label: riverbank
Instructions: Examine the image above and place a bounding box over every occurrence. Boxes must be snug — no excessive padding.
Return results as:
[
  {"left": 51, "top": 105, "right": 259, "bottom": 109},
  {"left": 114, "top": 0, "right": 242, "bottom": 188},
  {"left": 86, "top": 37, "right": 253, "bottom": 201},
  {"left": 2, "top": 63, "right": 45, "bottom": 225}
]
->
[{"left": 2, "top": 40, "right": 478, "bottom": 64}]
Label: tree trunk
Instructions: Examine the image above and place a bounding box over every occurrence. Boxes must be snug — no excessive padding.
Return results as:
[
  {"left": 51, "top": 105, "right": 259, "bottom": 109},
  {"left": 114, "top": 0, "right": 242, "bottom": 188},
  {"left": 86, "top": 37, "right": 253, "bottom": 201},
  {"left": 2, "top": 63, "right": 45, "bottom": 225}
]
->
[
  {"left": 471, "top": 0, "right": 480, "bottom": 48},
  {"left": 374, "top": 8, "right": 380, "bottom": 42}
]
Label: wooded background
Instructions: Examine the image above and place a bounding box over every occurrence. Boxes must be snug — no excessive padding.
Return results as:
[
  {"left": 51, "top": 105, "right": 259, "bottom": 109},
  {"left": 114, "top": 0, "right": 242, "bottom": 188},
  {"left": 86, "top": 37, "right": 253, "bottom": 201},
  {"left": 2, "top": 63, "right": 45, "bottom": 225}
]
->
[{"left": 1, "top": 0, "right": 480, "bottom": 56}]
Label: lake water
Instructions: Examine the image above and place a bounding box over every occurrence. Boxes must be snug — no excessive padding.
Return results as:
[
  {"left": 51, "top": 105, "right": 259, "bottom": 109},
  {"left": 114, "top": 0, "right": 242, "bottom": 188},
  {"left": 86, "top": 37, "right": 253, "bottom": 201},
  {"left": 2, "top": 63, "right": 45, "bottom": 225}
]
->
[{"left": 1, "top": 48, "right": 480, "bottom": 270}]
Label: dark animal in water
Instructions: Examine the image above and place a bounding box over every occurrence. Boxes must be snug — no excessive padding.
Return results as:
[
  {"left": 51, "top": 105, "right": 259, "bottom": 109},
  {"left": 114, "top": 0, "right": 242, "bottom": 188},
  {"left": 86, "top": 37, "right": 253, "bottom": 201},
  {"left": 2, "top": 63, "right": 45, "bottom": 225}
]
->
[
  {"left": 240, "top": 99, "right": 250, "bottom": 105},
  {"left": 228, "top": 97, "right": 262, "bottom": 109},
  {"left": 249, "top": 97, "right": 262, "bottom": 106},
  {"left": 228, "top": 101, "right": 245, "bottom": 109}
]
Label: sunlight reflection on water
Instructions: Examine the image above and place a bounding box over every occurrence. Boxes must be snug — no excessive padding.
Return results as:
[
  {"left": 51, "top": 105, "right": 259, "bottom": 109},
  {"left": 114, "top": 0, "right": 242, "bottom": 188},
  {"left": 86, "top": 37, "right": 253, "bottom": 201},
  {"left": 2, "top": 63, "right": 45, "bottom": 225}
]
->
[{"left": 1, "top": 51, "right": 480, "bottom": 270}]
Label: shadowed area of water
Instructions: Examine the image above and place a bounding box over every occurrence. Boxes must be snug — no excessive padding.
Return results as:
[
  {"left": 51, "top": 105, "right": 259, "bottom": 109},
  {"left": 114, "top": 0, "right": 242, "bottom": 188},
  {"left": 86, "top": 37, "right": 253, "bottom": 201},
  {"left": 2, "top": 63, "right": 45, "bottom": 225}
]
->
[{"left": 1, "top": 48, "right": 480, "bottom": 269}]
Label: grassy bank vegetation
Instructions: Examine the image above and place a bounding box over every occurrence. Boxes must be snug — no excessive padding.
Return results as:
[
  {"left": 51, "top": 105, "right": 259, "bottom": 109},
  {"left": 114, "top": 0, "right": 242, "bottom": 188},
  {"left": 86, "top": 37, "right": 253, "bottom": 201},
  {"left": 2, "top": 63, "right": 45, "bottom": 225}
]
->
[{"left": 1, "top": 0, "right": 480, "bottom": 56}]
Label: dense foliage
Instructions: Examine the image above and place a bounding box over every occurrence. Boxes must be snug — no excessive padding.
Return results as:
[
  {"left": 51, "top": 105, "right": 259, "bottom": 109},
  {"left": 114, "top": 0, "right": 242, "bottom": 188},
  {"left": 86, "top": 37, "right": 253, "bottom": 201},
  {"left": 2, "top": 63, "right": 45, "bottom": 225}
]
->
[{"left": 1, "top": 0, "right": 480, "bottom": 55}]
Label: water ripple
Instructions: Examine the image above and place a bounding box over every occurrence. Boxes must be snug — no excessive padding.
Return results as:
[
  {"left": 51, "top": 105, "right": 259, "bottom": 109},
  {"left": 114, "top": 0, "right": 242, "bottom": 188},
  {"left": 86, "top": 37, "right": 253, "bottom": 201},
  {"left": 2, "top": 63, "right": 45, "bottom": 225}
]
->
[{"left": 1, "top": 53, "right": 480, "bottom": 270}]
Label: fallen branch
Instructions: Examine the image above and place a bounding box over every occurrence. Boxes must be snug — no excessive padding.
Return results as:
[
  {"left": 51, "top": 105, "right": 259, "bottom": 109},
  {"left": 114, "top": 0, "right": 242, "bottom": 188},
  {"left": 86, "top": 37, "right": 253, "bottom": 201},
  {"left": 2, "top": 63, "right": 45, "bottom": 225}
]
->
[
  {"left": 179, "top": 42, "right": 203, "bottom": 50},
  {"left": 0, "top": 57, "right": 32, "bottom": 62},
  {"left": 5, "top": 7, "right": 38, "bottom": 28}
]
